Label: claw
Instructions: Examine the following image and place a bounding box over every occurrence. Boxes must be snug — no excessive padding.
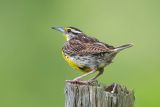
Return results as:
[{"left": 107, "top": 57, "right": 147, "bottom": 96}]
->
[
  {"left": 66, "top": 79, "right": 98, "bottom": 85},
  {"left": 87, "top": 79, "right": 98, "bottom": 85},
  {"left": 66, "top": 80, "right": 88, "bottom": 85}
]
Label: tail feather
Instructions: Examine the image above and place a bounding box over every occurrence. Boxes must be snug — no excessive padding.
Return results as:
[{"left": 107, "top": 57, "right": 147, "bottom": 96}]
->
[{"left": 114, "top": 44, "right": 133, "bottom": 52}]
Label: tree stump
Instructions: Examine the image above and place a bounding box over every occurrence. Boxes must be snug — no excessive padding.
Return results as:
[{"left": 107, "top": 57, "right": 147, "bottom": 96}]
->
[{"left": 64, "top": 82, "right": 135, "bottom": 107}]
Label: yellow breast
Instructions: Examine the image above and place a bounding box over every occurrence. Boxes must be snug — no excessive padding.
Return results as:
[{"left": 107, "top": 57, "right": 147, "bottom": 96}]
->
[
  {"left": 62, "top": 51, "right": 81, "bottom": 71},
  {"left": 62, "top": 51, "right": 91, "bottom": 72}
]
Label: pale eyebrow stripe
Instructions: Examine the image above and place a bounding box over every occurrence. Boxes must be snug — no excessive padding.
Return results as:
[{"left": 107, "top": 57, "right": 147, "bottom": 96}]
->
[{"left": 71, "top": 29, "right": 82, "bottom": 33}]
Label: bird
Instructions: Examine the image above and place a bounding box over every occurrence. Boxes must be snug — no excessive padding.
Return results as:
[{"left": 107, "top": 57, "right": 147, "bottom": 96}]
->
[{"left": 52, "top": 26, "right": 133, "bottom": 84}]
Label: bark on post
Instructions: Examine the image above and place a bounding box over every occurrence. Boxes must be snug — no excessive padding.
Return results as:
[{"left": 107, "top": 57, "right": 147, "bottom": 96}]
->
[{"left": 64, "top": 82, "right": 135, "bottom": 107}]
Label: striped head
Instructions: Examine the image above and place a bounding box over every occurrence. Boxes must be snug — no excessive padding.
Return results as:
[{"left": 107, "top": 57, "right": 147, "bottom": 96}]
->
[{"left": 52, "top": 26, "right": 83, "bottom": 41}]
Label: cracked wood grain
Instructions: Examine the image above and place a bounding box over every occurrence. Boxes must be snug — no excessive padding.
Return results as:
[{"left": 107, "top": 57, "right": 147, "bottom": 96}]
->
[{"left": 65, "top": 82, "right": 135, "bottom": 107}]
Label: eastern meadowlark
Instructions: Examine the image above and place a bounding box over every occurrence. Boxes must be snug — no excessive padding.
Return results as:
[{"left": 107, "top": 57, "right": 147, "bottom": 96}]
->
[{"left": 52, "top": 26, "right": 133, "bottom": 84}]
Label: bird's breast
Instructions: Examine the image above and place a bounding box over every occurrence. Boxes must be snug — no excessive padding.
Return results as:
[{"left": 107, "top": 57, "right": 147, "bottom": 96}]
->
[
  {"left": 61, "top": 51, "right": 114, "bottom": 72},
  {"left": 62, "top": 51, "right": 92, "bottom": 72}
]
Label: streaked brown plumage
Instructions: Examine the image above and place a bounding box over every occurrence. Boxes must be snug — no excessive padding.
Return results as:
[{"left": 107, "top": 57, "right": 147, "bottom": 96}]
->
[
  {"left": 63, "top": 36, "right": 114, "bottom": 55},
  {"left": 52, "top": 26, "right": 133, "bottom": 84}
]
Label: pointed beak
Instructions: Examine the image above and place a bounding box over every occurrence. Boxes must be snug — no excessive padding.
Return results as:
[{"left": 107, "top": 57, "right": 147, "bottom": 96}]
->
[{"left": 51, "top": 26, "right": 65, "bottom": 33}]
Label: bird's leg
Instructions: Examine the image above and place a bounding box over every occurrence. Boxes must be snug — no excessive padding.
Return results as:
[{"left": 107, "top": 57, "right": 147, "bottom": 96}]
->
[
  {"left": 88, "top": 68, "right": 104, "bottom": 82},
  {"left": 88, "top": 71, "right": 103, "bottom": 81},
  {"left": 66, "top": 68, "right": 97, "bottom": 84}
]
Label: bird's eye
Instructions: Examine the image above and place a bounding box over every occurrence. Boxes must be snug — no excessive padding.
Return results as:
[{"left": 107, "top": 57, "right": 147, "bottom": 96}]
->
[{"left": 67, "top": 29, "right": 71, "bottom": 32}]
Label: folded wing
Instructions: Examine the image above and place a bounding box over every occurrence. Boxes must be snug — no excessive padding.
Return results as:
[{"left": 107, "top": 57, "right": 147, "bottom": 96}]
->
[{"left": 63, "top": 39, "right": 115, "bottom": 55}]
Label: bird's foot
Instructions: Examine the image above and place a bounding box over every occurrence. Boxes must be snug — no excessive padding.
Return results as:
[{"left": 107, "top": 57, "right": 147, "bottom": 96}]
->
[
  {"left": 87, "top": 79, "right": 98, "bottom": 85},
  {"left": 66, "top": 79, "right": 98, "bottom": 85},
  {"left": 66, "top": 80, "right": 87, "bottom": 85}
]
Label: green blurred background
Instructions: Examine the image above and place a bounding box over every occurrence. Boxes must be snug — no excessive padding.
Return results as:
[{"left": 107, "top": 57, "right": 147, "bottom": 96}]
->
[{"left": 0, "top": 0, "right": 159, "bottom": 107}]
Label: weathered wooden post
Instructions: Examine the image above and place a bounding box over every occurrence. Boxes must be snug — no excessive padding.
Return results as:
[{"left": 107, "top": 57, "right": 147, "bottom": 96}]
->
[{"left": 65, "top": 82, "right": 135, "bottom": 107}]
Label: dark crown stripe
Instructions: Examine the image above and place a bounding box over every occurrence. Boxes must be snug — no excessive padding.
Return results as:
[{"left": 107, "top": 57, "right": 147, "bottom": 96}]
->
[{"left": 69, "top": 27, "right": 82, "bottom": 32}]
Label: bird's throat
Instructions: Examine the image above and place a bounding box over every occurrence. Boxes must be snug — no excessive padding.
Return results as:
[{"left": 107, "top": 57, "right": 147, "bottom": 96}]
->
[{"left": 64, "top": 34, "right": 70, "bottom": 41}]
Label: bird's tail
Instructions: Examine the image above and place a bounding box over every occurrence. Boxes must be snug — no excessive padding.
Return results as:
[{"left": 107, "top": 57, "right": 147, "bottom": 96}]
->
[{"left": 114, "top": 44, "right": 133, "bottom": 52}]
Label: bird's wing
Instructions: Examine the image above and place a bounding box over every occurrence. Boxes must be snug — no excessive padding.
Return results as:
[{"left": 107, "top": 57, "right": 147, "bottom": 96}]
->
[{"left": 63, "top": 39, "right": 115, "bottom": 55}]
